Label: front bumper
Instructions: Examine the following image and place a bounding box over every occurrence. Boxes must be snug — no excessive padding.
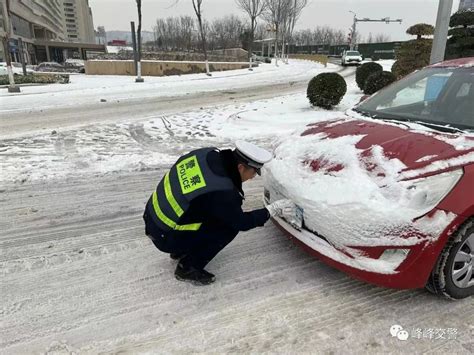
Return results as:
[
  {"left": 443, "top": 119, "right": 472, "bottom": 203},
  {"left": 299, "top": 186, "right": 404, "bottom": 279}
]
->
[
  {"left": 345, "top": 58, "right": 362, "bottom": 63},
  {"left": 266, "top": 199, "right": 461, "bottom": 289}
]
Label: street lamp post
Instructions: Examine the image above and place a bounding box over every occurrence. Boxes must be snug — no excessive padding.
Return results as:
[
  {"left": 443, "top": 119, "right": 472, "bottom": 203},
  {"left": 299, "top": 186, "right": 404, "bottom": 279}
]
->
[
  {"left": 430, "top": 0, "right": 454, "bottom": 64},
  {"left": 349, "top": 11, "right": 357, "bottom": 50}
]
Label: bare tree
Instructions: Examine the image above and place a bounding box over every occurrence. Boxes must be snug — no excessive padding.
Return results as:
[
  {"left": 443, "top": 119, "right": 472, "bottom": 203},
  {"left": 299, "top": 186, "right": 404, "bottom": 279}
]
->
[
  {"left": 282, "top": 0, "right": 308, "bottom": 62},
  {"left": 135, "top": 0, "right": 144, "bottom": 82},
  {"left": 192, "top": 0, "right": 211, "bottom": 75},
  {"left": 235, "top": 0, "right": 266, "bottom": 61},
  {"left": 180, "top": 16, "right": 195, "bottom": 50},
  {"left": 262, "top": 0, "right": 293, "bottom": 66},
  {"left": 210, "top": 15, "right": 244, "bottom": 50},
  {"left": 332, "top": 29, "right": 346, "bottom": 45},
  {"left": 291, "top": 26, "right": 349, "bottom": 53},
  {"left": 366, "top": 32, "right": 374, "bottom": 43},
  {"left": 374, "top": 33, "right": 391, "bottom": 43},
  {"left": 1, "top": 0, "right": 19, "bottom": 92}
]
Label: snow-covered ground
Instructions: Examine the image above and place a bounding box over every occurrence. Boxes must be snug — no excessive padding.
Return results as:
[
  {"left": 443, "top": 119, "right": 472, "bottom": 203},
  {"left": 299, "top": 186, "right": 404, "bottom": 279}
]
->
[
  {"left": 0, "top": 74, "right": 362, "bottom": 185},
  {"left": 1, "top": 60, "right": 472, "bottom": 353},
  {"left": 0, "top": 59, "right": 336, "bottom": 114}
]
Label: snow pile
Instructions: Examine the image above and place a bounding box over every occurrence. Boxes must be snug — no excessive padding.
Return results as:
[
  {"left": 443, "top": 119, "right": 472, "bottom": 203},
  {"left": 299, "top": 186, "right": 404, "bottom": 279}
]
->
[{"left": 264, "top": 130, "right": 457, "bottom": 254}]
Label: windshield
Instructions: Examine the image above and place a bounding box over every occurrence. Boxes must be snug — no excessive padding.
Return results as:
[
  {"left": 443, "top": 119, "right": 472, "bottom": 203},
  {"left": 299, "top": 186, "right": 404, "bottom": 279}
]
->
[
  {"left": 346, "top": 51, "right": 360, "bottom": 56},
  {"left": 356, "top": 67, "right": 474, "bottom": 130}
]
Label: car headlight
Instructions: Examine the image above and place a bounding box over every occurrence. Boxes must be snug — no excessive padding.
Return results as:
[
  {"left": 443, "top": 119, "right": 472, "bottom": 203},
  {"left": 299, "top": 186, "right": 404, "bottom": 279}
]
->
[{"left": 402, "top": 169, "right": 463, "bottom": 216}]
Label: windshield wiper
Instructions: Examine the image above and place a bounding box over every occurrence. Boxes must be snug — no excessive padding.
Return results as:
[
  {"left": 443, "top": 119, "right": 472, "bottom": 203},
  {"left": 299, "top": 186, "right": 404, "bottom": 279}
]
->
[
  {"left": 353, "top": 109, "right": 411, "bottom": 128},
  {"left": 353, "top": 108, "right": 468, "bottom": 133},
  {"left": 412, "top": 121, "right": 465, "bottom": 134}
]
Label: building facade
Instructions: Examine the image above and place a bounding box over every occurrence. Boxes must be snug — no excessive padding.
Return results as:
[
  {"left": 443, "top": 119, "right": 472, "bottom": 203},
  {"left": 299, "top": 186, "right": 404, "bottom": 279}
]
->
[
  {"left": 63, "top": 0, "right": 95, "bottom": 43},
  {"left": 1, "top": 0, "right": 65, "bottom": 63},
  {"left": 0, "top": 0, "right": 100, "bottom": 64},
  {"left": 459, "top": 0, "right": 474, "bottom": 11}
]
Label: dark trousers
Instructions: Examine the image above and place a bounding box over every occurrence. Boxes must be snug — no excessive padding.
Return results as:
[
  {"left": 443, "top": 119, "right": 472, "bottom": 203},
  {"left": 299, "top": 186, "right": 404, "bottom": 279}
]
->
[{"left": 144, "top": 215, "right": 238, "bottom": 270}]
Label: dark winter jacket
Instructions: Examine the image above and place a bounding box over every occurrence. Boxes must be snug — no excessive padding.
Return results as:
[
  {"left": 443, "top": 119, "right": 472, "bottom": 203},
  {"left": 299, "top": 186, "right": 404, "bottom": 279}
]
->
[{"left": 144, "top": 149, "right": 270, "bottom": 238}]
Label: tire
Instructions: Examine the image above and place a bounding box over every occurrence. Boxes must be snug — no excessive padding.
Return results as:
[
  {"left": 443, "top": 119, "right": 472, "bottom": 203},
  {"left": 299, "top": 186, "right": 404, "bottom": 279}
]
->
[{"left": 426, "top": 218, "right": 474, "bottom": 299}]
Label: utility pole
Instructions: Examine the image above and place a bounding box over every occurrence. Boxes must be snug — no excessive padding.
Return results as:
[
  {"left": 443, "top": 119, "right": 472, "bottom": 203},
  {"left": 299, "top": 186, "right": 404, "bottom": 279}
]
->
[
  {"left": 348, "top": 11, "right": 402, "bottom": 50},
  {"left": 430, "top": 0, "right": 453, "bottom": 64},
  {"left": 130, "top": 21, "right": 138, "bottom": 76}
]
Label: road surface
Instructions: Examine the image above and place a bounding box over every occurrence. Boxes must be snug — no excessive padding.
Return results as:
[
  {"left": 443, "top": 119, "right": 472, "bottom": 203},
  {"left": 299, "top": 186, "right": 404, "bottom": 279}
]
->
[{"left": 1, "top": 64, "right": 472, "bottom": 354}]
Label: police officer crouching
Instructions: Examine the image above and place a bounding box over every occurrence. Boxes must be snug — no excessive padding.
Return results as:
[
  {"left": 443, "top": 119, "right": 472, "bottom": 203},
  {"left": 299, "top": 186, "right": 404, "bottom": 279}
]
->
[{"left": 143, "top": 141, "right": 295, "bottom": 286}]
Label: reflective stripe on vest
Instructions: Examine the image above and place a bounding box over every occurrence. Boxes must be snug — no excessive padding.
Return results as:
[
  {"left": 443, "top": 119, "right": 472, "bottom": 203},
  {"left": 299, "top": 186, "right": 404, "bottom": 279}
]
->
[
  {"left": 164, "top": 172, "right": 184, "bottom": 217},
  {"left": 152, "top": 190, "right": 202, "bottom": 231}
]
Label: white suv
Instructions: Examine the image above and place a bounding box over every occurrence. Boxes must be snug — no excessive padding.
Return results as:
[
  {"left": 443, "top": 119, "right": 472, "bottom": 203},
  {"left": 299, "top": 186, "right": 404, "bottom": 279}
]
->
[{"left": 341, "top": 50, "right": 363, "bottom": 66}]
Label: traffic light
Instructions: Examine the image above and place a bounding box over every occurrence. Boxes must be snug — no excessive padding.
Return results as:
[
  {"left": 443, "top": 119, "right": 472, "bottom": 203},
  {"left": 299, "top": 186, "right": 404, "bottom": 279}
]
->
[{"left": 347, "top": 31, "right": 352, "bottom": 44}]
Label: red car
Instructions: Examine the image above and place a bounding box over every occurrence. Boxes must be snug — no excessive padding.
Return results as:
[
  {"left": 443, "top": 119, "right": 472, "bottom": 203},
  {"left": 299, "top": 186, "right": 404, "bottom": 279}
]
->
[{"left": 264, "top": 58, "right": 473, "bottom": 299}]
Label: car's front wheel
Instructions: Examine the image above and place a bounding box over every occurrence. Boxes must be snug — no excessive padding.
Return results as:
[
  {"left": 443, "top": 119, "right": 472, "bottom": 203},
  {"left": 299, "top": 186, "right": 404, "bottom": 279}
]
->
[{"left": 426, "top": 218, "right": 474, "bottom": 299}]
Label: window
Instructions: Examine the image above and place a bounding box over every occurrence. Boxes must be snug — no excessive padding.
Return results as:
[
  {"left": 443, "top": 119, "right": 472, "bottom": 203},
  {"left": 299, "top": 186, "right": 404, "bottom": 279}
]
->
[
  {"left": 356, "top": 68, "right": 474, "bottom": 129},
  {"left": 387, "top": 73, "right": 452, "bottom": 107}
]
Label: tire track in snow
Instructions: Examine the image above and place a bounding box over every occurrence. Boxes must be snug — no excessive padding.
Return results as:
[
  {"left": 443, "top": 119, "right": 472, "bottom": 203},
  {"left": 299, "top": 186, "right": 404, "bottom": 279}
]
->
[{"left": 1, "top": 171, "right": 472, "bottom": 354}]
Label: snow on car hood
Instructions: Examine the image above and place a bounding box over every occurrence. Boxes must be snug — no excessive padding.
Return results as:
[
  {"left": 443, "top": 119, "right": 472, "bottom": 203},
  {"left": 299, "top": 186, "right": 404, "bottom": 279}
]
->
[
  {"left": 263, "top": 119, "right": 466, "bottom": 250},
  {"left": 301, "top": 118, "right": 474, "bottom": 177}
]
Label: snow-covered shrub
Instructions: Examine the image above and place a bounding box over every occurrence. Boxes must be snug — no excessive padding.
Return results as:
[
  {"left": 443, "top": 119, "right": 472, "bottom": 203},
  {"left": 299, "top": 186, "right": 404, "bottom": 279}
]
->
[
  {"left": 364, "top": 71, "right": 396, "bottom": 95},
  {"left": 0, "top": 74, "right": 69, "bottom": 85},
  {"left": 307, "top": 72, "right": 347, "bottom": 109},
  {"left": 355, "top": 62, "right": 383, "bottom": 90}
]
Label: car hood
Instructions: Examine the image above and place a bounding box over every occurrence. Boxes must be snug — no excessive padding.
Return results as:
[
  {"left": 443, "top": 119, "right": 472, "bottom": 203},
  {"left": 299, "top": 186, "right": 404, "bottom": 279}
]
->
[
  {"left": 265, "top": 117, "right": 466, "bottom": 250},
  {"left": 301, "top": 118, "right": 474, "bottom": 179}
]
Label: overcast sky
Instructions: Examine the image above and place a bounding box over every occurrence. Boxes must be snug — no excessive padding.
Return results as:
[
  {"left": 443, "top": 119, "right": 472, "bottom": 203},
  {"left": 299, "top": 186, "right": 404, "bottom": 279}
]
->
[{"left": 89, "top": 0, "right": 461, "bottom": 41}]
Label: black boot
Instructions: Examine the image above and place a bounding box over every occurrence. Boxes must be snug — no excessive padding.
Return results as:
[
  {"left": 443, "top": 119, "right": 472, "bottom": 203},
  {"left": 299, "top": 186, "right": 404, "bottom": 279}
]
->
[
  {"left": 170, "top": 253, "right": 186, "bottom": 260},
  {"left": 174, "top": 263, "right": 216, "bottom": 285}
]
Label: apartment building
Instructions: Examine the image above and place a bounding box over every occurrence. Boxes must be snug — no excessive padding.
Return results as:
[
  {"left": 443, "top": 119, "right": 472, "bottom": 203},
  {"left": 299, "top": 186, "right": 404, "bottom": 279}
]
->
[
  {"left": 0, "top": 0, "right": 65, "bottom": 63},
  {"left": 0, "top": 0, "right": 102, "bottom": 64},
  {"left": 63, "top": 0, "right": 95, "bottom": 43}
]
